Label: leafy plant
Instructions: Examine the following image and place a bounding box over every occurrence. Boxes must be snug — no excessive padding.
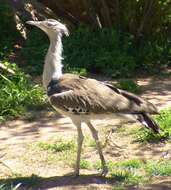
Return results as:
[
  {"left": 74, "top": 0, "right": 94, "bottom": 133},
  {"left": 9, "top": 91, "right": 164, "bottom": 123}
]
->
[
  {"left": 117, "top": 79, "right": 141, "bottom": 93},
  {"left": 80, "top": 159, "right": 91, "bottom": 169},
  {"left": 23, "top": 24, "right": 171, "bottom": 77},
  {"left": 63, "top": 27, "right": 136, "bottom": 77},
  {"left": 0, "top": 1, "right": 20, "bottom": 60},
  {"left": 21, "top": 28, "right": 48, "bottom": 75},
  {"left": 0, "top": 61, "right": 46, "bottom": 122}
]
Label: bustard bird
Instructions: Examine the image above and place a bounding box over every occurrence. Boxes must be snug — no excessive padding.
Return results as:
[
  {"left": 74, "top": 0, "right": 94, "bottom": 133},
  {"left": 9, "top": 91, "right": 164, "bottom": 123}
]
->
[{"left": 26, "top": 19, "right": 160, "bottom": 176}]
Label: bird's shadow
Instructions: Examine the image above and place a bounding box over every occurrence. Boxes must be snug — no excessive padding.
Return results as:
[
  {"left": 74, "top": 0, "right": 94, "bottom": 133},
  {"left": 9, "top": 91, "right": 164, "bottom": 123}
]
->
[{"left": 0, "top": 173, "right": 116, "bottom": 189}]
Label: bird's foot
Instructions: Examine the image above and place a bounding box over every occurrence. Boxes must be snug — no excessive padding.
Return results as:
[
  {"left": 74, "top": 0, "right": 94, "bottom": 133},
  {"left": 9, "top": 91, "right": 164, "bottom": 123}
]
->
[{"left": 100, "top": 166, "right": 108, "bottom": 177}]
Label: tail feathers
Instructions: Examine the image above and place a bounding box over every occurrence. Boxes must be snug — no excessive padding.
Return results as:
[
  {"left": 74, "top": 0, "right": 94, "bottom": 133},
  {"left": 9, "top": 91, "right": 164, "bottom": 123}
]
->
[{"left": 137, "top": 113, "right": 160, "bottom": 133}]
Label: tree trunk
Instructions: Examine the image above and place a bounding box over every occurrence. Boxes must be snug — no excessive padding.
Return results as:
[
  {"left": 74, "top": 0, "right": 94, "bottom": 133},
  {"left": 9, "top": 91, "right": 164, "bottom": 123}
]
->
[
  {"left": 115, "top": 0, "right": 120, "bottom": 30},
  {"left": 100, "top": 0, "right": 112, "bottom": 27},
  {"left": 136, "top": 0, "right": 154, "bottom": 44},
  {"left": 83, "top": 0, "right": 102, "bottom": 28}
]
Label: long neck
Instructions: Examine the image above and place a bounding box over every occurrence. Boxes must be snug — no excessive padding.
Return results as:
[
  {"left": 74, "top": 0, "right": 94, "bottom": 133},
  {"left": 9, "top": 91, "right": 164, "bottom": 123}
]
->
[{"left": 43, "top": 35, "right": 63, "bottom": 88}]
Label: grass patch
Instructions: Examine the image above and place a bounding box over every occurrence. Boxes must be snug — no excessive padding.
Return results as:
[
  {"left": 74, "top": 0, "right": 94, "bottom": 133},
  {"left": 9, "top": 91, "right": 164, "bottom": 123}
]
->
[
  {"left": 94, "top": 159, "right": 146, "bottom": 186},
  {"left": 94, "top": 159, "right": 171, "bottom": 187},
  {"left": 0, "top": 61, "right": 46, "bottom": 122},
  {"left": 145, "top": 160, "right": 171, "bottom": 176},
  {"left": 112, "top": 185, "right": 125, "bottom": 190},
  {"left": 85, "top": 136, "right": 96, "bottom": 149},
  {"left": 80, "top": 159, "right": 91, "bottom": 169},
  {"left": 37, "top": 139, "right": 75, "bottom": 152},
  {"left": 135, "top": 108, "right": 171, "bottom": 143}
]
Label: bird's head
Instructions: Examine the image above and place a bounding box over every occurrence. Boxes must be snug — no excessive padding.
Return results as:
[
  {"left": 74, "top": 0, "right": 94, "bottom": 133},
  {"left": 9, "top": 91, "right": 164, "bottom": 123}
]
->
[{"left": 26, "top": 19, "right": 69, "bottom": 38}]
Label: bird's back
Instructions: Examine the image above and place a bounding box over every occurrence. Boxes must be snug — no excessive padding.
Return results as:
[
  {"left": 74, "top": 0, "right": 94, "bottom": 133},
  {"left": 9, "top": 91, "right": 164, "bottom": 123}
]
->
[{"left": 48, "top": 74, "right": 158, "bottom": 116}]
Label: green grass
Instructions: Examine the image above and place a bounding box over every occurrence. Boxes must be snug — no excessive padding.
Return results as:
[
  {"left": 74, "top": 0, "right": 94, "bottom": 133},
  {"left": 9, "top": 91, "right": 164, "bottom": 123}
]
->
[
  {"left": 0, "top": 183, "right": 21, "bottom": 190},
  {"left": 2, "top": 158, "right": 171, "bottom": 189},
  {"left": 80, "top": 159, "right": 91, "bottom": 169},
  {"left": 0, "top": 61, "right": 46, "bottom": 122},
  {"left": 93, "top": 159, "right": 171, "bottom": 187},
  {"left": 37, "top": 139, "right": 75, "bottom": 152},
  {"left": 112, "top": 185, "right": 125, "bottom": 190},
  {"left": 145, "top": 160, "right": 171, "bottom": 176},
  {"left": 84, "top": 136, "right": 96, "bottom": 149},
  {"left": 135, "top": 108, "right": 171, "bottom": 143}
]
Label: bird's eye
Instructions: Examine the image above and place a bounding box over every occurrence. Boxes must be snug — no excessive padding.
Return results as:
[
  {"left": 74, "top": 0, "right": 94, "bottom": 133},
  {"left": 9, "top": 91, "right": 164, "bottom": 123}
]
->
[
  {"left": 47, "top": 23, "right": 53, "bottom": 27},
  {"left": 47, "top": 22, "right": 57, "bottom": 27}
]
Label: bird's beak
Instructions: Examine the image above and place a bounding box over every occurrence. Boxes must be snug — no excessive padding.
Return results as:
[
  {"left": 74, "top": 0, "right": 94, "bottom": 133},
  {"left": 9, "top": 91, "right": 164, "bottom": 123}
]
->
[{"left": 26, "top": 20, "right": 40, "bottom": 26}]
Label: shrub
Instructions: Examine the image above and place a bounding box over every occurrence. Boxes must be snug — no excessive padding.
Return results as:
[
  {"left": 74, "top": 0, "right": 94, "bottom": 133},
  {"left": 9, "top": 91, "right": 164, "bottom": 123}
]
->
[
  {"left": 0, "top": 1, "right": 20, "bottom": 60},
  {"left": 23, "top": 26, "right": 171, "bottom": 77},
  {"left": 21, "top": 28, "right": 49, "bottom": 75},
  {"left": 117, "top": 79, "right": 141, "bottom": 93},
  {"left": 63, "top": 27, "right": 136, "bottom": 77},
  {"left": 0, "top": 61, "right": 46, "bottom": 122}
]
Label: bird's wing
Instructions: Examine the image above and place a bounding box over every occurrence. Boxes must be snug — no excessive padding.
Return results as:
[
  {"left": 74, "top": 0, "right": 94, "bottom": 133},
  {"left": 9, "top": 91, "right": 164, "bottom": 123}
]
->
[{"left": 48, "top": 74, "right": 158, "bottom": 115}]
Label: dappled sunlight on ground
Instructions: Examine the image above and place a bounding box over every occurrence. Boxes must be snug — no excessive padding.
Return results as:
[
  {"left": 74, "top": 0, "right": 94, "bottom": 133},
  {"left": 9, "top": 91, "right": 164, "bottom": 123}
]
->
[{"left": 137, "top": 77, "right": 171, "bottom": 110}]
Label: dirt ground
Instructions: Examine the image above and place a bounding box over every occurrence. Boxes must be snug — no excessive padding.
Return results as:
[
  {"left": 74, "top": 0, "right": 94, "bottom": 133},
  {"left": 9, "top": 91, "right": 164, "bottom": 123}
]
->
[{"left": 1, "top": 76, "right": 171, "bottom": 190}]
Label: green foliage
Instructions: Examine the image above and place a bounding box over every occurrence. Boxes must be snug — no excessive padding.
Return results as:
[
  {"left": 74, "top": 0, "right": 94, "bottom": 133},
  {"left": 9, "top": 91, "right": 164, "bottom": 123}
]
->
[
  {"left": 114, "top": 159, "right": 143, "bottom": 169},
  {"left": 136, "top": 108, "right": 171, "bottom": 143},
  {"left": 0, "top": 183, "right": 21, "bottom": 190},
  {"left": 117, "top": 79, "right": 141, "bottom": 93},
  {"left": 95, "top": 159, "right": 171, "bottom": 187},
  {"left": 22, "top": 28, "right": 88, "bottom": 76},
  {"left": 109, "top": 160, "right": 144, "bottom": 185},
  {"left": 145, "top": 160, "right": 171, "bottom": 176},
  {"left": 0, "top": 1, "right": 20, "bottom": 60},
  {"left": 63, "top": 27, "right": 136, "bottom": 77},
  {"left": 65, "top": 67, "right": 87, "bottom": 76},
  {"left": 21, "top": 28, "right": 49, "bottom": 75},
  {"left": 112, "top": 185, "right": 125, "bottom": 190},
  {"left": 37, "top": 139, "right": 75, "bottom": 152},
  {"left": 136, "top": 37, "right": 171, "bottom": 72},
  {"left": 0, "top": 62, "right": 46, "bottom": 122},
  {"left": 63, "top": 27, "right": 171, "bottom": 77},
  {"left": 23, "top": 25, "right": 171, "bottom": 78},
  {"left": 80, "top": 159, "right": 91, "bottom": 169}
]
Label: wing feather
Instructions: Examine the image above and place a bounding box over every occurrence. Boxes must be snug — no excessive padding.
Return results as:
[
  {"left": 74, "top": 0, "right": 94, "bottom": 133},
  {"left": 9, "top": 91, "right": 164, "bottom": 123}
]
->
[{"left": 49, "top": 74, "right": 158, "bottom": 114}]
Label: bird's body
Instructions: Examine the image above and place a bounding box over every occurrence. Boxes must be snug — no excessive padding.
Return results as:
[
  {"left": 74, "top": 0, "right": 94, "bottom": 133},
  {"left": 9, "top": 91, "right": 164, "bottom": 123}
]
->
[
  {"left": 26, "top": 19, "right": 160, "bottom": 176},
  {"left": 48, "top": 74, "right": 156, "bottom": 116},
  {"left": 47, "top": 73, "right": 159, "bottom": 132}
]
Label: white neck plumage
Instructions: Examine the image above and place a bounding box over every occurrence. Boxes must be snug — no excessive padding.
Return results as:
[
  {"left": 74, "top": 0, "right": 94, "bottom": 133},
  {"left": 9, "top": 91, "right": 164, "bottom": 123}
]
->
[{"left": 43, "top": 34, "right": 63, "bottom": 89}]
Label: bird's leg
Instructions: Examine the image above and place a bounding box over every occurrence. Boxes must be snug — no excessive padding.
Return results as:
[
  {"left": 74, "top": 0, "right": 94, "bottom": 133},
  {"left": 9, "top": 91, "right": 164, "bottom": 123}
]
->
[
  {"left": 87, "top": 121, "right": 108, "bottom": 176},
  {"left": 72, "top": 120, "right": 84, "bottom": 176}
]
